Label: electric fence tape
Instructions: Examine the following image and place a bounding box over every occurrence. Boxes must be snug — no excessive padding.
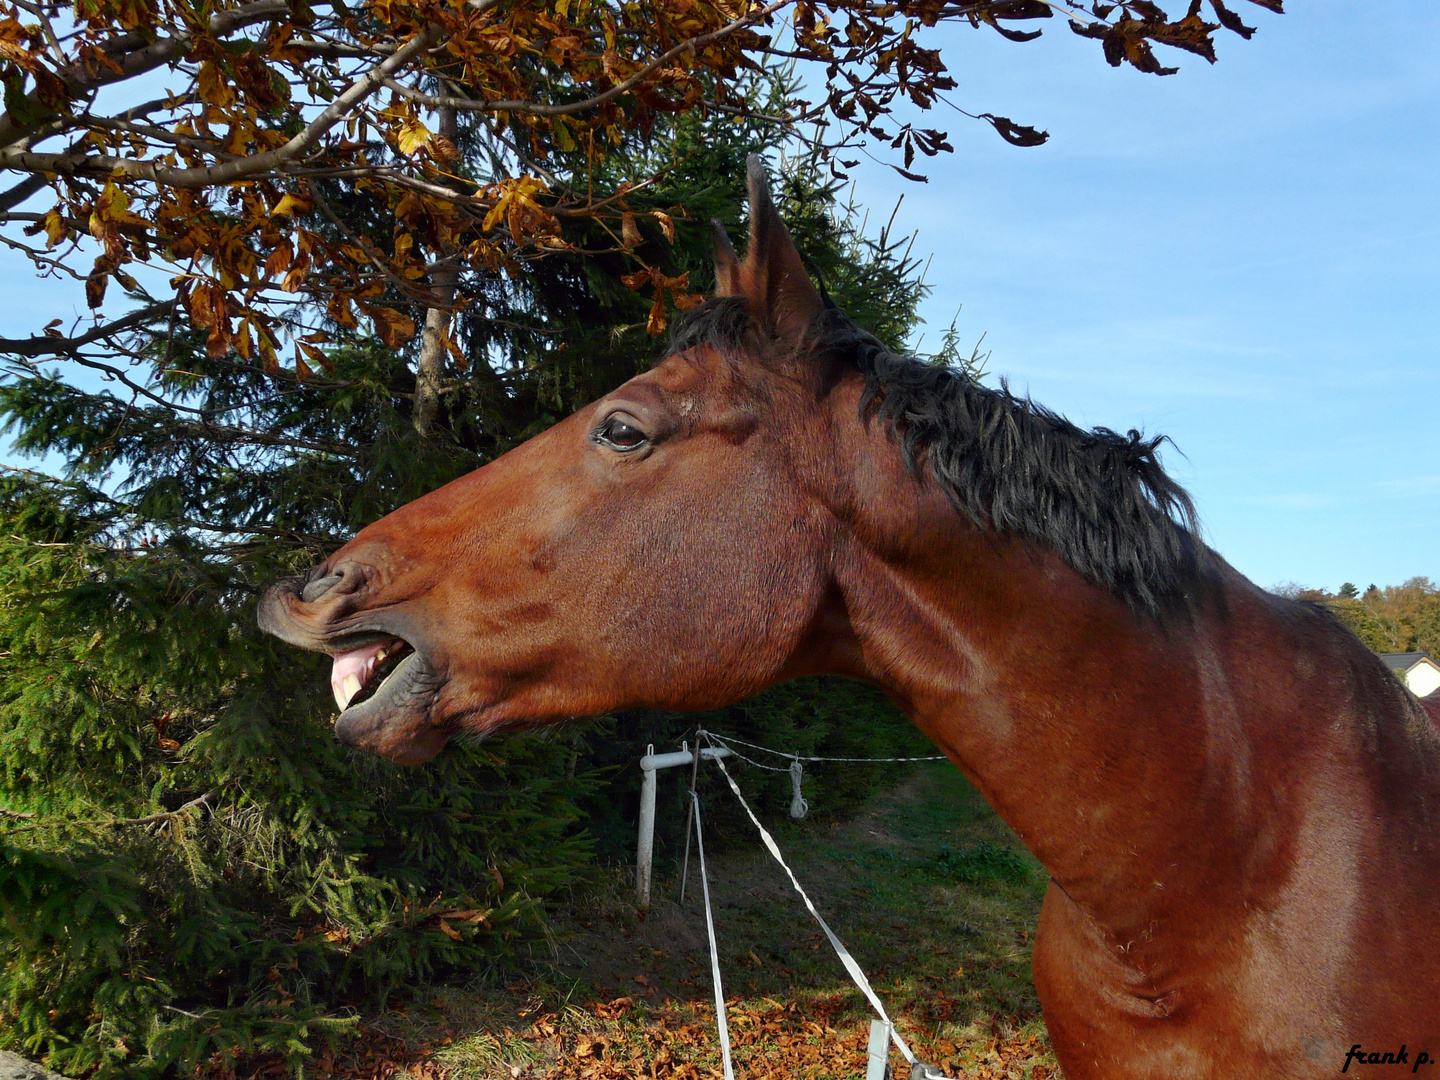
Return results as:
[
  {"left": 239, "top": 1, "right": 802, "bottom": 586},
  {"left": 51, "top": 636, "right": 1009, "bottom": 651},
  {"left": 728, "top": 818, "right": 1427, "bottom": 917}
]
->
[
  {"left": 691, "top": 789, "right": 735, "bottom": 1080},
  {"left": 703, "top": 742, "right": 919, "bottom": 1068}
]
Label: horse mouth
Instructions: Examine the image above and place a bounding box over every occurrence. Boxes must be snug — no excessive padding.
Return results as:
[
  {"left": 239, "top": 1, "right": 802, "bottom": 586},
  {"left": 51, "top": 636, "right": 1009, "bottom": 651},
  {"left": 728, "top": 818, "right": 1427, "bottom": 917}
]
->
[
  {"left": 330, "top": 638, "right": 416, "bottom": 713},
  {"left": 326, "top": 636, "right": 445, "bottom": 757}
]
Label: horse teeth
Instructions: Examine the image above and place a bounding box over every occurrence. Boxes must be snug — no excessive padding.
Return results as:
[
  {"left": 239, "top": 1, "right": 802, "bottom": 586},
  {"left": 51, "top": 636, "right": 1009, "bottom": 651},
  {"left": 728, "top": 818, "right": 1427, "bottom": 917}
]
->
[{"left": 339, "top": 674, "right": 363, "bottom": 710}]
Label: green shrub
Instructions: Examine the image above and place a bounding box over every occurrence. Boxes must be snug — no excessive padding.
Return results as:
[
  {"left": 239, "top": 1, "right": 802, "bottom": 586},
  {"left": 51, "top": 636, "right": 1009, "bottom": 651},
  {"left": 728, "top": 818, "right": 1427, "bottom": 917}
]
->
[{"left": 0, "top": 471, "right": 597, "bottom": 1078}]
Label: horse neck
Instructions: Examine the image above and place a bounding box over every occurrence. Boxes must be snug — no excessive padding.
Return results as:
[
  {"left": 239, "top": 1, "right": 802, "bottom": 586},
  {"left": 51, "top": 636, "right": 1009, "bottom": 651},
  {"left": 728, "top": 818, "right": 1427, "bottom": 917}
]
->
[{"left": 820, "top": 429, "right": 1245, "bottom": 934}]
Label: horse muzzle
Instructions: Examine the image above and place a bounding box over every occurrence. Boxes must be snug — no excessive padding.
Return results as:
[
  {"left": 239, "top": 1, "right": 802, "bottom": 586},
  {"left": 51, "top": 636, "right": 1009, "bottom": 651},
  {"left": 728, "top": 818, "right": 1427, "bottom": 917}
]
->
[{"left": 257, "top": 566, "right": 452, "bottom": 765}]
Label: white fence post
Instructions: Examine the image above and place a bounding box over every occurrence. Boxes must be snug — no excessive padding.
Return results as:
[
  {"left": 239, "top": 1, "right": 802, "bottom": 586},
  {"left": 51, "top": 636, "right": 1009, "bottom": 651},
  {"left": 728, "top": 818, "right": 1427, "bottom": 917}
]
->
[
  {"left": 636, "top": 744, "right": 733, "bottom": 910},
  {"left": 637, "top": 743, "right": 658, "bottom": 911},
  {"left": 866, "top": 1019, "right": 892, "bottom": 1080}
]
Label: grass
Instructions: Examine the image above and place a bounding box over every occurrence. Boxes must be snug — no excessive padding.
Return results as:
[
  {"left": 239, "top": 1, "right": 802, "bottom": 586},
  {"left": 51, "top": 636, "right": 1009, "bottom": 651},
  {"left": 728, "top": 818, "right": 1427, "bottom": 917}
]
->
[{"left": 339, "top": 763, "right": 1059, "bottom": 1080}]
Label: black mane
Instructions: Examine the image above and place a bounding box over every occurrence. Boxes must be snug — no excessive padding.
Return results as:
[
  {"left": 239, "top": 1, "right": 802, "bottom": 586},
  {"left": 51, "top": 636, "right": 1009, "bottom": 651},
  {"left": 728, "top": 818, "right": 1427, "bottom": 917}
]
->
[{"left": 671, "top": 297, "right": 1205, "bottom": 617}]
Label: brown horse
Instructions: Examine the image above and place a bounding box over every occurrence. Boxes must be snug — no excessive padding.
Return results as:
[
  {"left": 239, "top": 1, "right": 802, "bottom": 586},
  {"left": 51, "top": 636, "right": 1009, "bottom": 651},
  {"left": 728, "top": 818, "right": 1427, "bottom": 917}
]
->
[{"left": 261, "top": 159, "right": 1440, "bottom": 1079}]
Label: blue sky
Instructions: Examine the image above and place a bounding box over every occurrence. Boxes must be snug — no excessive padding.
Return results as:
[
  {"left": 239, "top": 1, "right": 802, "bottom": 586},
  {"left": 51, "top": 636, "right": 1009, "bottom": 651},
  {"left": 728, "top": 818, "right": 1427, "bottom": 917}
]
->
[
  {"left": 2, "top": 2, "right": 1435, "bottom": 592},
  {"left": 839, "top": 0, "right": 1439, "bottom": 592}
]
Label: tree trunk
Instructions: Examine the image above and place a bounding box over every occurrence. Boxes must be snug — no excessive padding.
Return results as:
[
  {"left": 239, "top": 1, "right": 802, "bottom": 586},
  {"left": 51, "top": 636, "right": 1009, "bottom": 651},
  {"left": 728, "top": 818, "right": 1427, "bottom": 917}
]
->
[
  {"left": 413, "top": 104, "right": 461, "bottom": 438},
  {"left": 413, "top": 266, "right": 458, "bottom": 438}
]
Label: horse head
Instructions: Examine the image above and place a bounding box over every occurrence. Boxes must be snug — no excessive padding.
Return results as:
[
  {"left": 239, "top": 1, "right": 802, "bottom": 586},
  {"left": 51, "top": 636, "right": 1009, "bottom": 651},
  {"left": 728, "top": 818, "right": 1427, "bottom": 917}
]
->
[{"left": 259, "top": 157, "right": 869, "bottom": 764}]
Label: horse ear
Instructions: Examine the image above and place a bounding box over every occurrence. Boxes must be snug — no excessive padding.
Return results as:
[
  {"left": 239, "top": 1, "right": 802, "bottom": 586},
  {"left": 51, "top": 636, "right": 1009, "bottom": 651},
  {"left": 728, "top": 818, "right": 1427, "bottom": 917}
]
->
[
  {"left": 712, "top": 220, "right": 742, "bottom": 297},
  {"left": 738, "top": 154, "right": 825, "bottom": 346}
]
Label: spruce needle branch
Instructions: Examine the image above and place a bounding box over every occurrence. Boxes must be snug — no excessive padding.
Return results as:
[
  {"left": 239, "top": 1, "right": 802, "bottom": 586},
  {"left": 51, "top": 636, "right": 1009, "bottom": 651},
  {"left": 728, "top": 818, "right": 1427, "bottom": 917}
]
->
[{"left": 3, "top": 789, "right": 221, "bottom": 836}]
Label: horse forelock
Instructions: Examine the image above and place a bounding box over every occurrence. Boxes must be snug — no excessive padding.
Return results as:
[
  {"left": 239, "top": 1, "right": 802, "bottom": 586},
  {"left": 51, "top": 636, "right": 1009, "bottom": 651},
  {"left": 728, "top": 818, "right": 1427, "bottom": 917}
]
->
[{"left": 668, "top": 297, "right": 1206, "bottom": 618}]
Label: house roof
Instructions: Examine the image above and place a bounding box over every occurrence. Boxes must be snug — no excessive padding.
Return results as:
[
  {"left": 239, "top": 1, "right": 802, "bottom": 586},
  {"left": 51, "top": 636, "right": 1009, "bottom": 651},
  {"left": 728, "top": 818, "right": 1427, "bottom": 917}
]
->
[{"left": 1380, "top": 652, "right": 1437, "bottom": 675}]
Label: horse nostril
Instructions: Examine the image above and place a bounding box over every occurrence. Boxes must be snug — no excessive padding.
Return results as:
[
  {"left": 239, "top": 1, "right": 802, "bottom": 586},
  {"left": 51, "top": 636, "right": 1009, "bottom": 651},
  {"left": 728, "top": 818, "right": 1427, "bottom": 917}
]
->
[
  {"left": 300, "top": 561, "right": 367, "bottom": 603},
  {"left": 301, "top": 574, "right": 344, "bottom": 602}
]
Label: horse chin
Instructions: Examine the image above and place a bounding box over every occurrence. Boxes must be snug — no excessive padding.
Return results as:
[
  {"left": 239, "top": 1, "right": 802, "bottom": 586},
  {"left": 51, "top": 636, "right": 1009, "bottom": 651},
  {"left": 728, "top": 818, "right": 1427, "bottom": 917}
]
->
[{"left": 333, "top": 651, "right": 449, "bottom": 765}]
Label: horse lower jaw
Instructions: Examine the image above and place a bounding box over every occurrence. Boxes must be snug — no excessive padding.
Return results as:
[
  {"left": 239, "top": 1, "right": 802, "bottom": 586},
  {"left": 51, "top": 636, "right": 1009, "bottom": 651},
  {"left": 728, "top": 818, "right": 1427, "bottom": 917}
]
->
[{"left": 333, "top": 651, "right": 448, "bottom": 764}]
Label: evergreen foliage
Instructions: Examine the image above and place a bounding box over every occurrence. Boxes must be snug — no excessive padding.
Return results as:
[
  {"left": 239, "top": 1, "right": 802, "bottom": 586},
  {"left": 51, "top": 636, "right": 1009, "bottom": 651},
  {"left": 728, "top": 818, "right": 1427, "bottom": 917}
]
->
[
  {"left": 579, "top": 679, "right": 938, "bottom": 869},
  {"left": 0, "top": 71, "right": 944, "bottom": 1076},
  {"left": 0, "top": 471, "right": 596, "bottom": 1078}
]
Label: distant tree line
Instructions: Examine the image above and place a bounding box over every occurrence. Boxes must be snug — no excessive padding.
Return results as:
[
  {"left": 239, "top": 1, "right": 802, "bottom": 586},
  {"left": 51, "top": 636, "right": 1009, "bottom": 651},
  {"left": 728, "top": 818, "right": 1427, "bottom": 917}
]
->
[{"left": 1275, "top": 578, "right": 1440, "bottom": 659}]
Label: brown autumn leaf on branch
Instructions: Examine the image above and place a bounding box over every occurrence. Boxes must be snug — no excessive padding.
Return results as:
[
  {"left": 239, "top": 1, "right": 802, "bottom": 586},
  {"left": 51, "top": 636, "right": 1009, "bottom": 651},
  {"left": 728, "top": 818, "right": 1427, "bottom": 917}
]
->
[{"left": 0, "top": 0, "right": 1280, "bottom": 428}]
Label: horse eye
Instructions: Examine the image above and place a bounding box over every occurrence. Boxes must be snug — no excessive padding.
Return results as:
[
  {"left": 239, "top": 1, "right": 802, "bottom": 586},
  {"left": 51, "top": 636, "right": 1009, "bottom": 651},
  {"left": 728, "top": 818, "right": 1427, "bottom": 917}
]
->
[{"left": 596, "top": 416, "right": 648, "bottom": 451}]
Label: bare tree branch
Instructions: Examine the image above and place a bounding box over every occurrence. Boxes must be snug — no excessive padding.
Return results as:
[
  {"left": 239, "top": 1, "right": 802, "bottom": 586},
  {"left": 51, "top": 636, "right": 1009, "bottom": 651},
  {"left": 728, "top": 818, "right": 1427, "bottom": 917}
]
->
[
  {"left": 0, "top": 172, "right": 47, "bottom": 212},
  {"left": 0, "top": 24, "right": 442, "bottom": 187},
  {"left": 0, "top": 302, "right": 176, "bottom": 358},
  {"left": 0, "top": 0, "right": 292, "bottom": 149},
  {"left": 383, "top": 0, "right": 793, "bottom": 118}
]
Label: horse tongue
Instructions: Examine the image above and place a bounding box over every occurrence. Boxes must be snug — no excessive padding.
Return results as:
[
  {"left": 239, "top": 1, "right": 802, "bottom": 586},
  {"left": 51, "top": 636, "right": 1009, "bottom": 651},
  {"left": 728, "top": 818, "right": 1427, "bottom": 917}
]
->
[{"left": 331, "top": 642, "right": 388, "bottom": 711}]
